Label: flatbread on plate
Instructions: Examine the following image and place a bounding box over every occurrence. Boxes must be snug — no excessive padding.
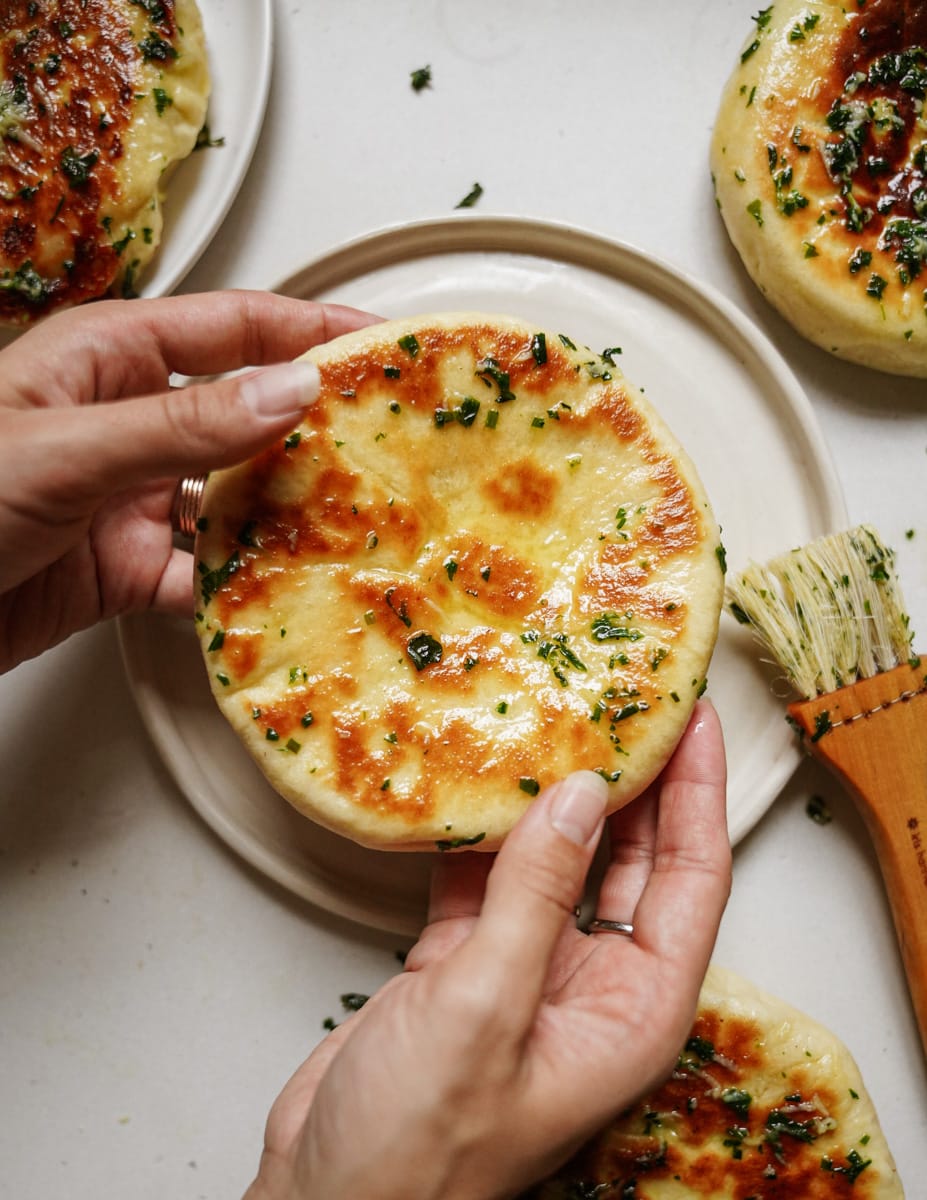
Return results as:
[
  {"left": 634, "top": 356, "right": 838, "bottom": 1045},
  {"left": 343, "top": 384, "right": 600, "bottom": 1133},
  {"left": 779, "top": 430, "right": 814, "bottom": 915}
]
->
[
  {"left": 523, "top": 964, "right": 903, "bottom": 1199},
  {"left": 711, "top": 0, "right": 927, "bottom": 377},
  {"left": 194, "top": 313, "right": 723, "bottom": 851},
  {"left": 0, "top": 0, "right": 209, "bottom": 323}
]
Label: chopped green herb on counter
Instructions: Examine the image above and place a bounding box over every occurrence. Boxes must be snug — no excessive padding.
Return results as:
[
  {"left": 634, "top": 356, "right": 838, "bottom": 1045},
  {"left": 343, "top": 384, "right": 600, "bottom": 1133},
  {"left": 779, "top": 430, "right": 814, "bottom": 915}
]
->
[
  {"left": 410, "top": 64, "right": 432, "bottom": 91},
  {"left": 806, "top": 794, "right": 833, "bottom": 824},
  {"left": 455, "top": 182, "right": 483, "bottom": 208}
]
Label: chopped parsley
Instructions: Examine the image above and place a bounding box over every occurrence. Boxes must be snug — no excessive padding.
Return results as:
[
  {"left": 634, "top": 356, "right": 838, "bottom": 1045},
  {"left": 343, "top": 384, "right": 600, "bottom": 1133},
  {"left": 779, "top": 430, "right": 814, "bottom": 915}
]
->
[
  {"left": 518, "top": 777, "right": 540, "bottom": 796},
  {"left": 821, "top": 1149, "right": 872, "bottom": 1183},
  {"left": 398, "top": 332, "right": 420, "bottom": 357},
  {"left": 455, "top": 181, "right": 483, "bottom": 209},
  {"left": 880, "top": 217, "right": 927, "bottom": 285},
  {"left": 848, "top": 247, "right": 872, "bottom": 274},
  {"left": 194, "top": 123, "right": 225, "bottom": 150},
  {"left": 522, "top": 629, "right": 587, "bottom": 686},
  {"left": 138, "top": 32, "right": 177, "bottom": 62},
  {"left": 721, "top": 1087, "right": 752, "bottom": 1118},
  {"left": 590, "top": 612, "right": 643, "bottom": 643},
  {"left": 475, "top": 356, "right": 515, "bottom": 402},
  {"left": 435, "top": 831, "right": 486, "bottom": 851},
  {"left": 60, "top": 145, "right": 99, "bottom": 186},
  {"left": 434, "top": 395, "right": 480, "bottom": 427},
  {"left": 406, "top": 631, "right": 443, "bottom": 671},
  {"left": 866, "top": 272, "right": 888, "bottom": 299},
  {"left": 0, "top": 261, "right": 53, "bottom": 305},
  {"left": 410, "top": 64, "right": 432, "bottom": 92},
  {"left": 806, "top": 794, "right": 833, "bottom": 824},
  {"left": 198, "top": 550, "right": 240, "bottom": 606},
  {"left": 153, "top": 87, "right": 173, "bottom": 116}
]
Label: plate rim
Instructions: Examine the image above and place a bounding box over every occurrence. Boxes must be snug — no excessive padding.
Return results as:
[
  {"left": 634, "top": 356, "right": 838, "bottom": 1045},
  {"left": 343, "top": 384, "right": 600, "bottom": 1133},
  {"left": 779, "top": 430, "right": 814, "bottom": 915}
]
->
[
  {"left": 140, "top": 0, "right": 274, "bottom": 299},
  {"left": 123, "top": 215, "right": 849, "bottom": 932}
]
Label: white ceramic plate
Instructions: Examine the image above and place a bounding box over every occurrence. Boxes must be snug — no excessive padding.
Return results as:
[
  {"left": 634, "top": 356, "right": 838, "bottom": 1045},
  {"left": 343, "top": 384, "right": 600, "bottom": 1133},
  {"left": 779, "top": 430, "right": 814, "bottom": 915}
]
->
[
  {"left": 119, "top": 216, "right": 848, "bottom": 937},
  {"left": 139, "top": 0, "right": 273, "bottom": 298}
]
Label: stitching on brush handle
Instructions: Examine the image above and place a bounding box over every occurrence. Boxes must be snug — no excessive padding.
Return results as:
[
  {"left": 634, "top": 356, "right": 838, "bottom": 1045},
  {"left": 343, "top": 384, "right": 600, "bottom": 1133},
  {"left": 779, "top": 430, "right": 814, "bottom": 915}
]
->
[{"left": 827, "top": 679, "right": 927, "bottom": 731}]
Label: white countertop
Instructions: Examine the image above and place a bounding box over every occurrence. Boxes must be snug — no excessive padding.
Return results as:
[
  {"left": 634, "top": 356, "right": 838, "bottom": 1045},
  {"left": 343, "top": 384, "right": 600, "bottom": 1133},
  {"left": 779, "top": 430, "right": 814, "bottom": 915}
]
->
[{"left": 1, "top": 1, "right": 925, "bottom": 1196}]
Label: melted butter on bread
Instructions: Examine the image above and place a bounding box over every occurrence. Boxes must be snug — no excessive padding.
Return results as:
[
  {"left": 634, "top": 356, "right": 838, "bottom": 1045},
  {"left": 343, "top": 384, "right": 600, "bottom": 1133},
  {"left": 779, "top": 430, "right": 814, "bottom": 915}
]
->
[
  {"left": 0, "top": 0, "right": 209, "bottom": 322},
  {"left": 711, "top": 0, "right": 927, "bottom": 377},
  {"left": 195, "top": 314, "right": 723, "bottom": 851}
]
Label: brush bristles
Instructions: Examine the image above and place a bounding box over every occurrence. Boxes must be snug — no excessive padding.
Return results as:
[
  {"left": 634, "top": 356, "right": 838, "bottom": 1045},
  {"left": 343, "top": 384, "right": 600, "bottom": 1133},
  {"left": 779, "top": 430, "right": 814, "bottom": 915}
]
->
[{"left": 726, "top": 525, "right": 914, "bottom": 698}]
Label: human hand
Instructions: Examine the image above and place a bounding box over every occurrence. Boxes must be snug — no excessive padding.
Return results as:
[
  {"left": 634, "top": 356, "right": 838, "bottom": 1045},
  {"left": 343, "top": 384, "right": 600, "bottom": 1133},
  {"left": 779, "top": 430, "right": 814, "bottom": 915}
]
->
[
  {"left": 246, "top": 700, "right": 731, "bottom": 1200},
  {"left": 0, "top": 290, "right": 377, "bottom": 673}
]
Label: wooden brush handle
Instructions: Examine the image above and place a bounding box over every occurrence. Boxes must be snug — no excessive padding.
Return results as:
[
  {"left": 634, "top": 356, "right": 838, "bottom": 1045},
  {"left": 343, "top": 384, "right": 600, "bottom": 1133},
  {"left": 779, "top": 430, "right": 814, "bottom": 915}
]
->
[{"left": 788, "top": 658, "right": 927, "bottom": 1058}]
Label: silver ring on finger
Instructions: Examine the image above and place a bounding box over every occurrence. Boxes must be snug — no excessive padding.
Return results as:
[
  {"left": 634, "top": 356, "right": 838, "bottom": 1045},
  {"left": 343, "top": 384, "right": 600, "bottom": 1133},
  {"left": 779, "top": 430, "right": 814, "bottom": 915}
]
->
[{"left": 587, "top": 917, "right": 634, "bottom": 937}]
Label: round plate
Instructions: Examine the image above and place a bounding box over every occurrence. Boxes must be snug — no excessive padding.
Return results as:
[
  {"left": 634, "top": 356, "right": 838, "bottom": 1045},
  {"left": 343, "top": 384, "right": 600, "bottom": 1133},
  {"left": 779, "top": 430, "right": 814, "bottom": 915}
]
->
[
  {"left": 119, "top": 215, "right": 847, "bottom": 937},
  {"left": 139, "top": 0, "right": 273, "bottom": 299}
]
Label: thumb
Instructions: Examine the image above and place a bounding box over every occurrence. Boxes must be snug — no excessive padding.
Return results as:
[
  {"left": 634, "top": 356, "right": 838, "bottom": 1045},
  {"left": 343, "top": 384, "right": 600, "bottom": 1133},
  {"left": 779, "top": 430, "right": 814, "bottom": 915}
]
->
[
  {"left": 455, "top": 771, "right": 608, "bottom": 1028},
  {"left": 21, "top": 359, "right": 321, "bottom": 509}
]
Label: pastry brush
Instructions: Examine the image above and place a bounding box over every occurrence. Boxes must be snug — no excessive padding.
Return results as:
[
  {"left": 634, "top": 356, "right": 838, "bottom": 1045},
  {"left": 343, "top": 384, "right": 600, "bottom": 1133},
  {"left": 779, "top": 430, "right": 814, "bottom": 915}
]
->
[{"left": 726, "top": 525, "right": 927, "bottom": 1056}]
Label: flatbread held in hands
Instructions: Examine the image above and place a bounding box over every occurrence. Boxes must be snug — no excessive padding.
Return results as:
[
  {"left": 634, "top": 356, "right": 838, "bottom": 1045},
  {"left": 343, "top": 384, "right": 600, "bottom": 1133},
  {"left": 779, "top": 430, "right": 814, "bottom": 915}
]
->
[
  {"left": 711, "top": 0, "right": 927, "bottom": 377},
  {"left": 194, "top": 313, "right": 723, "bottom": 851}
]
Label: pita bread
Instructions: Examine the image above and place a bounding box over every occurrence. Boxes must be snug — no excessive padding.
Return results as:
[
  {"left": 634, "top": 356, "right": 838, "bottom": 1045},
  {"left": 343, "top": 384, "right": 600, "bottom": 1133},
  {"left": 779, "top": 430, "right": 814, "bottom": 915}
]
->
[
  {"left": 526, "top": 964, "right": 903, "bottom": 1198},
  {"left": 711, "top": 0, "right": 927, "bottom": 377},
  {"left": 194, "top": 313, "right": 723, "bottom": 850},
  {"left": 0, "top": 0, "right": 209, "bottom": 322}
]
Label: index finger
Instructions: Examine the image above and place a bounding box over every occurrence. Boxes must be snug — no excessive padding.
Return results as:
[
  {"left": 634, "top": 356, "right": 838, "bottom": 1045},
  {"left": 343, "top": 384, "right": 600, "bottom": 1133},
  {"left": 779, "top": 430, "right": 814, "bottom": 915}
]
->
[
  {"left": 125, "top": 290, "right": 381, "bottom": 376},
  {"left": 3, "top": 290, "right": 380, "bottom": 406},
  {"left": 632, "top": 700, "right": 732, "bottom": 973}
]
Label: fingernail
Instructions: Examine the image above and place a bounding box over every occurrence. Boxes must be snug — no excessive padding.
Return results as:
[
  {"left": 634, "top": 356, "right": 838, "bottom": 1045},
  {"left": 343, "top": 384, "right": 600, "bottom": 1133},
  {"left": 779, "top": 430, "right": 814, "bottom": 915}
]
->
[
  {"left": 549, "top": 771, "right": 608, "bottom": 846},
  {"left": 240, "top": 360, "right": 321, "bottom": 420}
]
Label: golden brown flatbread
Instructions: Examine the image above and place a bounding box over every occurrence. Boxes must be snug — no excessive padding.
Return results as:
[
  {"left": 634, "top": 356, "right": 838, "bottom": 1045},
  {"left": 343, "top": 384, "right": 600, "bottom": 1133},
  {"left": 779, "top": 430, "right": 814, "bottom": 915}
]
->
[
  {"left": 524, "top": 964, "right": 903, "bottom": 1199},
  {"left": 0, "top": 0, "right": 210, "bottom": 322},
  {"left": 711, "top": 0, "right": 927, "bottom": 377},
  {"left": 194, "top": 313, "right": 723, "bottom": 851}
]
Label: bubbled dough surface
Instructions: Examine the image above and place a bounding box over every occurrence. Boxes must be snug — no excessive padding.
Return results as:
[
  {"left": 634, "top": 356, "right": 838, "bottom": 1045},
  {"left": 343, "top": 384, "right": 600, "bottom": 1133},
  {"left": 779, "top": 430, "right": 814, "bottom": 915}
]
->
[
  {"left": 711, "top": 0, "right": 927, "bottom": 378},
  {"left": 194, "top": 313, "right": 722, "bottom": 851}
]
